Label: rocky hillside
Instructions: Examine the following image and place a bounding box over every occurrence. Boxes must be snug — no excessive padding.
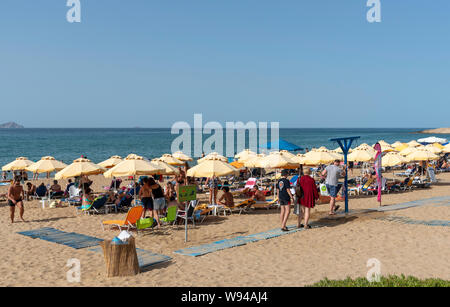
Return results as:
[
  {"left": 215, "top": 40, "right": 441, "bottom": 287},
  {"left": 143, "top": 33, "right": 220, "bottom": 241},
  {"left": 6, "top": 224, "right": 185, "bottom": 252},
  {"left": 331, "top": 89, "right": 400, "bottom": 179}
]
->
[
  {"left": 419, "top": 128, "right": 450, "bottom": 134},
  {"left": 0, "top": 122, "right": 24, "bottom": 128}
]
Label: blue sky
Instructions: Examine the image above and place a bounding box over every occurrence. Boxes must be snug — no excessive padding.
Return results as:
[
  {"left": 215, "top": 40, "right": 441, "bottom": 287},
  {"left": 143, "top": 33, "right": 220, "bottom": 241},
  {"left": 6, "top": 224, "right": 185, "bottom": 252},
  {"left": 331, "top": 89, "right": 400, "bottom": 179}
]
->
[{"left": 0, "top": 1, "right": 448, "bottom": 128}]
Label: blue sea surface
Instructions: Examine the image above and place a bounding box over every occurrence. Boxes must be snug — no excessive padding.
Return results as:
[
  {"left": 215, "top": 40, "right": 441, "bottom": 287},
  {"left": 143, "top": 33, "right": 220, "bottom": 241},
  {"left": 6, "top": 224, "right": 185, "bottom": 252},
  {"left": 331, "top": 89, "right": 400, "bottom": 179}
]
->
[{"left": 0, "top": 128, "right": 448, "bottom": 170}]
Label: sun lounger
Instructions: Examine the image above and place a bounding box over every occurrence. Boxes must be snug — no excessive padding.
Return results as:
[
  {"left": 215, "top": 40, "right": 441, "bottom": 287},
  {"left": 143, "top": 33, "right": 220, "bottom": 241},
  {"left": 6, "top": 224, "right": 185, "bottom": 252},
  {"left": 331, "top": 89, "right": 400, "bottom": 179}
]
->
[
  {"left": 394, "top": 168, "right": 415, "bottom": 177},
  {"left": 252, "top": 198, "right": 278, "bottom": 210},
  {"left": 101, "top": 205, "right": 144, "bottom": 231},
  {"left": 76, "top": 195, "right": 108, "bottom": 215}
]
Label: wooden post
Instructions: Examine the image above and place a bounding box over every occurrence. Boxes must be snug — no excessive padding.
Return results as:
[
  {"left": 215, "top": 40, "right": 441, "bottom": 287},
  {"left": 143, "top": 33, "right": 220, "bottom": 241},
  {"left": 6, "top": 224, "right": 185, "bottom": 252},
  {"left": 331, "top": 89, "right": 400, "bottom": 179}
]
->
[{"left": 100, "top": 237, "right": 140, "bottom": 277}]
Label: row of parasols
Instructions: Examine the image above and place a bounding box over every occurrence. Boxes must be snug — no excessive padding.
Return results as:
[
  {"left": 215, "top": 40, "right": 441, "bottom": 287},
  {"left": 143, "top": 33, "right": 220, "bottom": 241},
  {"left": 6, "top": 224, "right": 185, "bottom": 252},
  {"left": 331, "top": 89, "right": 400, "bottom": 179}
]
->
[
  {"left": 2, "top": 140, "right": 449, "bottom": 180},
  {"left": 0, "top": 151, "right": 242, "bottom": 180}
]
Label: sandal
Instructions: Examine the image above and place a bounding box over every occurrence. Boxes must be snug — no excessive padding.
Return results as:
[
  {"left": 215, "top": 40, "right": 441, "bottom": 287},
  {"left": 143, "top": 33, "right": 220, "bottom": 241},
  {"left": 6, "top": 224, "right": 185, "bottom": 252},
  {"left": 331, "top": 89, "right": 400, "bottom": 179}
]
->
[
  {"left": 305, "top": 225, "right": 312, "bottom": 229},
  {"left": 297, "top": 224, "right": 304, "bottom": 229},
  {"left": 281, "top": 227, "right": 289, "bottom": 232}
]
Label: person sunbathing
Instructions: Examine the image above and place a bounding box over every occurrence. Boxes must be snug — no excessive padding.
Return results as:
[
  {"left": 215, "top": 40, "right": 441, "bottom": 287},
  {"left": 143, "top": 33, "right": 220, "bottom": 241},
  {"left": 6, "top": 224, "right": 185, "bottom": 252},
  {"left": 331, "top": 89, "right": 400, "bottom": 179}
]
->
[
  {"left": 25, "top": 182, "right": 36, "bottom": 201},
  {"left": 217, "top": 187, "right": 234, "bottom": 207},
  {"left": 251, "top": 186, "right": 266, "bottom": 201},
  {"left": 50, "top": 180, "right": 63, "bottom": 198}
]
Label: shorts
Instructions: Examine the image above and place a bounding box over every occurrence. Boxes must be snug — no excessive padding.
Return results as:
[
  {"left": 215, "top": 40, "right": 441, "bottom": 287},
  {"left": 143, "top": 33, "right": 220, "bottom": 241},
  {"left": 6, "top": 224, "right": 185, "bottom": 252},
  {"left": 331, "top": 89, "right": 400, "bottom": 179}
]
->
[
  {"left": 326, "top": 184, "right": 338, "bottom": 197},
  {"left": 153, "top": 197, "right": 166, "bottom": 210},
  {"left": 141, "top": 197, "right": 154, "bottom": 210},
  {"left": 8, "top": 199, "right": 22, "bottom": 207},
  {"left": 279, "top": 199, "right": 290, "bottom": 206}
]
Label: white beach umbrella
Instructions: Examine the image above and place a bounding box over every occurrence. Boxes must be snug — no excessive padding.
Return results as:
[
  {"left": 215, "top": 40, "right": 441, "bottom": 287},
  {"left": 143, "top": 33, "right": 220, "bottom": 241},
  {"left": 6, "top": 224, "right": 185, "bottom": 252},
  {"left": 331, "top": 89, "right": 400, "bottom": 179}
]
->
[{"left": 417, "top": 136, "right": 448, "bottom": 144}]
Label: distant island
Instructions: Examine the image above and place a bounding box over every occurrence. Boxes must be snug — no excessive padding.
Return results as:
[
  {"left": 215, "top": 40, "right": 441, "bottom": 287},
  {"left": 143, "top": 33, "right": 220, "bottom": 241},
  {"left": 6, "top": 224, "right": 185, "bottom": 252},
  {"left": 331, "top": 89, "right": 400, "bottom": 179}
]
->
[
  {"left": 419, "top": 128, "right": 450, "bottom": 134},
  {"left": 0, "top": 122, "right": 24, "bottom": 129}
]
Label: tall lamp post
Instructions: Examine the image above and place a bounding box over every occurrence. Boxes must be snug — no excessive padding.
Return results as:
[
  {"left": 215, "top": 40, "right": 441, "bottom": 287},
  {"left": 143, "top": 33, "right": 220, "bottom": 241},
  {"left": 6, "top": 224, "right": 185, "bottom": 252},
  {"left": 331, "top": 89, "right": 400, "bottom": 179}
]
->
[{"left": 329, "top": 136, "right": 360, "bottom": 214}]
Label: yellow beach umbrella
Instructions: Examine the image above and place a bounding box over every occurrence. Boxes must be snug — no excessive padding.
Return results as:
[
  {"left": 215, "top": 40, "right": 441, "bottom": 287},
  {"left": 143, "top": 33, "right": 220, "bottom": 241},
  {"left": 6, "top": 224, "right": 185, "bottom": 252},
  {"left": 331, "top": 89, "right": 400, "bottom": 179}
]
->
[
  {"left": 172, "top": 151, "right": 193, "bottom": 162},
  {"left": 425, "top": 144, "right": 442, "bottom": 154},
  {"left": 347, "top": 149, "right": 374, "bottom": 162},
  {"left": 433, "top": 143, "right": 445, "bottom": 150},
  {"left": 243, "top": 154, "right": 266, "bottom": 168},
  {"left": 151, "top": 158, "right": 180, "bottom": 175},
  {"left": 279, "top": 150, "right": 297, "bottom": 159},
  {"left": 443, "top": 144, "right": 450, "bottom": 154},
  {"left": 399, "top": 146, "right": 417, "bottom": 156},
  {"left": 405, "top": 148, "right": 439, "bottom": 162},
  {"left": 260, "top": 152, "right": 299, "bottom": 169},
  {"left": 330, "top": 150, "right": 344, "bottom": 160},
  {"left": 235, "top": 149, "right": 257, "bottom": 162},
  {"left": 292, "top": 154, "right": 306, "bottom": 164},
  {"left": 159, "top": 154, "right": 185, "bottom": 166},
  {"left": 2, "top": 157, "right": 35, "bottom": 171},
  {"left": 198, "top": 152, "right": 228, "bottom": 163},
  {"left": 303, "top": 149, "right": 337, "bottom": 165},
  {"left": 395, "top": 143, "right": 409, "bottom": 152},
  {"left": 104, "top": 154, "right": 164, "bottom": 178},
  {"left": 334, "top": 147, "right": 353, "bottom": 153},
  {"left": 382, "top": 152, "right": 406, "bottom": 167},
  {"left": 407, "top": 140, "right": 421, "bottom": 147},
  {"left": 187, "top": 157, "right": 239, "bottom": 178},
  {"left": 98, "top": 155, "right": 123, "bottom": 169},
  {"left": 355, "top": 144, "right": 376, "bottom": 155},
  {"left": 55, "top": 158, "right": 105, "bottom": 179},
  {"left": 26, "top": 156, "right": 67, "bottom": 173}
]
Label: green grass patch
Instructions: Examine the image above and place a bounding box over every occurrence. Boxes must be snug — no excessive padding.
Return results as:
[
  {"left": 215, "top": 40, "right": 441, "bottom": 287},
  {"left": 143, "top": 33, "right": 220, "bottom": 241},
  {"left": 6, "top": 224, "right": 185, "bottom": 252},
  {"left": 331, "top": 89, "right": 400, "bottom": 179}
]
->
[{"left": 309, "top": 275, "right": 450, "bottom": 287}]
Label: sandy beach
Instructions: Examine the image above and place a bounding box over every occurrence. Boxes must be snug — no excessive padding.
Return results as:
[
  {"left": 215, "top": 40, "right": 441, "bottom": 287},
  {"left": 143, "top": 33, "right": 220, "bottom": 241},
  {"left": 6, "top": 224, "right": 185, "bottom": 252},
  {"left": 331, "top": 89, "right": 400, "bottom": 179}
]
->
[{"left": 1, "top": 172, "right": 449, "bottom": 287}]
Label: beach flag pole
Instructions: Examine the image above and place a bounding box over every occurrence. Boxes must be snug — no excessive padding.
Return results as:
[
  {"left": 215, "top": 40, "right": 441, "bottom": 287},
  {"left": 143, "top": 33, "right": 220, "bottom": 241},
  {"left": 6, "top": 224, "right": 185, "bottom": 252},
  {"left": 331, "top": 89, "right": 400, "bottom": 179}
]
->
[{"left": 330, "top": 136, "right": 360, "bottom": 214}]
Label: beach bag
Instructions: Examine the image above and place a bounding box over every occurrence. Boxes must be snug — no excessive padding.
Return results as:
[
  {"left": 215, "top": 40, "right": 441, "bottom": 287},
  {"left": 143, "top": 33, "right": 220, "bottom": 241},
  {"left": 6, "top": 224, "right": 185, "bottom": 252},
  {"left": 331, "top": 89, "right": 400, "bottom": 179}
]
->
[{"left": 319, "top": 184, "right": 329, "bottom": 196}]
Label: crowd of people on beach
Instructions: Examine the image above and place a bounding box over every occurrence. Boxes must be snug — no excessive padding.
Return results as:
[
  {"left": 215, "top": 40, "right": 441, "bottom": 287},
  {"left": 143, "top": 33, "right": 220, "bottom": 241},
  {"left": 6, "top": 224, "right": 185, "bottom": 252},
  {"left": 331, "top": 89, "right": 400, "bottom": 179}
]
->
[{"left": 2, "top": 151, "right": 449, "bottom": 229}]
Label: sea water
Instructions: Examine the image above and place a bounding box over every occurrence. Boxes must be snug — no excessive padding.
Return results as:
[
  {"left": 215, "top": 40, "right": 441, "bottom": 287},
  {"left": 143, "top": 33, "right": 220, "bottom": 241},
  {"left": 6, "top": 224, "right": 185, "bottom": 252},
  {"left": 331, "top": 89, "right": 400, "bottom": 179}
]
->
[{"left": 0, "top": 128, "right": 447, "bottom": 170}]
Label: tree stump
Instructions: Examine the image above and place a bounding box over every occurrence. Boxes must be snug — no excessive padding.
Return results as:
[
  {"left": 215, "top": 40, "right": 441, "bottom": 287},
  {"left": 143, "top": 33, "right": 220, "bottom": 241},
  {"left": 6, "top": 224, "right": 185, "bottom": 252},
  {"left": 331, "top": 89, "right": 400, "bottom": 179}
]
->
[{"left": 100, "top": 237, "right": 140, "bottom": 277}]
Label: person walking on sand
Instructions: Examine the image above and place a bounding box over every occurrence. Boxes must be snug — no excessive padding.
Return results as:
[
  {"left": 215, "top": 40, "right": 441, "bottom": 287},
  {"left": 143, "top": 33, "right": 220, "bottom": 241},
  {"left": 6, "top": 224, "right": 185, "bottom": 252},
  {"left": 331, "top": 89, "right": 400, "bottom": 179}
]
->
[
  {"left": 277, "top": 169, "right": 294, "bottom": 232},
  {"left": 7, "top": 177, "right": 25, "bottom": 223},
  {"left": 297, "top": 168, "right": 319, "bottom": 229},
  {"left": 321, "top": 159, "right": 345, "bottom": 215}
]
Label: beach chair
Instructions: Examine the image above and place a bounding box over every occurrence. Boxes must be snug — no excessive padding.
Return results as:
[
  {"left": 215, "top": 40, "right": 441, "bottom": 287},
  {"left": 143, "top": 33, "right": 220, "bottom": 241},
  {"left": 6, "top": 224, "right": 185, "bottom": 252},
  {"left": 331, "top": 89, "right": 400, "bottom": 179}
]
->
[
  {"left": 176, "top": 200, "right": 196, "bottom": 229},
  {"left": 399, "top": 177, "right": 414, "bottom": 191},
  {"left": 394, "top": 167, "right": 415, "bottom": 177},
  {"left": 160, "top": 206, "right": 177, "bottom": 226},
  {"left": 252, "top": 198, "right": 278, "bottom": 210},
  {"left": 228, "top": 199, "right": 255, "bottom": 215},
  {"left": 101, "top": 205, "right": 144, "bottom": 231},
  {"left": 192, "top": 205, "right": 214, "bottom": 224},
  {"left": 359, "top": 178, "right": 376, "bottom": 195},
  {"left": 76, "top": 195, "right": 108, "bottom": 215},
  {"left": 135, "top": 217, "right": 155, "bottom": 234}
]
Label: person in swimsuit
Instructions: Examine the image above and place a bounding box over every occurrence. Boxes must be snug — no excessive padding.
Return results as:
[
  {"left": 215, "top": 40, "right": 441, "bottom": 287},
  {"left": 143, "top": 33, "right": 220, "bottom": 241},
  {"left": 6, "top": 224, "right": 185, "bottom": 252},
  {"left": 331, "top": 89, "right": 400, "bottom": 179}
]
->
[
  {"left": 205, "top": 176, "right": 221, "bottom": 204},
  {"left": 25, "top": 182, "right": 36, "bottom": 201},
  {"left": 139, "top": 178, "right": 154, "bottom": 219},
  {"left": 148, "top": 177, "right": 166, "bottom": 228},
  {"left": 8, "top": 177, "right": 25, "bottom": 223},
  {"left": 217, "top": 186, "right": 234, "bottom": 207},
  {"left": 81, "top": 187, "right": 94, "bottom": 209}
]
